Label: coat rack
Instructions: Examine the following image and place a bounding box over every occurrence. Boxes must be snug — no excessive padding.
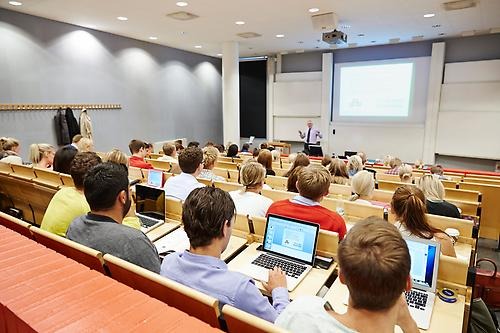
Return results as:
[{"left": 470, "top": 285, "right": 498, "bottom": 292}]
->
[{"left": 0, "top": 104, "right": 121, "bottom": 111}]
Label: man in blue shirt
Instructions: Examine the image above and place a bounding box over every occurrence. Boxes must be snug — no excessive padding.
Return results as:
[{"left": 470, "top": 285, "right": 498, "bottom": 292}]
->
[{"left": 160, "top": 187, "right": 289, "bottom": 322}]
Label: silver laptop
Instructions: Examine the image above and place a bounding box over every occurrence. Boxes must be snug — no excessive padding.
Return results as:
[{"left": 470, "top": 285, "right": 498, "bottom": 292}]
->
[
  {"left": 404, "top": 236, "right": 441, "bottom": 330},
  {"left": 245, "top": 214, "right": 320, "bottom": 291},
  {"left": 135, "top": 184, "right": 165, "bottom": 233}
]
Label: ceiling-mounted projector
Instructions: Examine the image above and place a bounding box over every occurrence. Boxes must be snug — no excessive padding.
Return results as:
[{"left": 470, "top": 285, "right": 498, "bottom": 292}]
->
[{"left": 322, "top": 30, "right": 347, "bottom": 45}]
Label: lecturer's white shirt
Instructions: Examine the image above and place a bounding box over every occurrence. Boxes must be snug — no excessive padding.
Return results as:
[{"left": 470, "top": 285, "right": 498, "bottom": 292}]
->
[{"left": 300, "top": 127, "right": 323, "bottom": 144}]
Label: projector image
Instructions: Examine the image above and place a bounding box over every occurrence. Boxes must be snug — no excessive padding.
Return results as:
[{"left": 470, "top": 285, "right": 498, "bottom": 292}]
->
[{"left": 322, "top": 30, "right": 347, "bottom": 45}]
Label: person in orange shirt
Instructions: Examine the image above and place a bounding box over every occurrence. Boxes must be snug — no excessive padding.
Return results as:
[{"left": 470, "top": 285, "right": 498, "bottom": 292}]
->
[{"left": 128, "top": 139, "right": 153, "bottom": 169}]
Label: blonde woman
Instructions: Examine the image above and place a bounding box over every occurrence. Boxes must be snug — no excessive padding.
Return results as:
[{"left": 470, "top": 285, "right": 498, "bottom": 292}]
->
[
  {"left": 349, "top": 170, "right": 375, "bottom": 205},
  {"left": 398, "top": 164, "right": 413, "bottom": 184},
  {"left": 199, "top": 146, "right": 225, "bottom": 181},
  {"left": 29, "top": 143, "right": 55, "bottom": 169},
  {"left": 103, "top": 149, "right": 128, "bottom": 167},
  {"left": 417, "top": 174, "right": 460, "bottom": 218},
  {"left": 347, "top": 155, "right": 363, "bottom": 178},
  {"left": 77, "top": 137, "right": 94, "bottom": 152},
  {"left": 0, "top": 137, "right": 22, "bottom": 165},
  {"left": 230, "top": 161, "right": 273, "bottom": 217},
  {"left": 328, "top": 158, "right": 349, "bottom": 185}
]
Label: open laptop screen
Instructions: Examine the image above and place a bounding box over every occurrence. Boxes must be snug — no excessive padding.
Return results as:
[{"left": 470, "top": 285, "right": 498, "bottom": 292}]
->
[
  {"left": 135, "top": 184, "right": 165, "bottom": 220},
  {"left": 147, "top": 169, "right": 163, "bottom": 188},
  {"left": 263, "top": 214, "right": 319, "bottom": 265},
  {"left": 405, "top": 237, "right": 440, "bottom": 292}
]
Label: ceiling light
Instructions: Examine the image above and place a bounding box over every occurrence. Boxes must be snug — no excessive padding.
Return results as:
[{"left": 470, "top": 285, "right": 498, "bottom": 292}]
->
[
  {"left": 308, "top": 8, "right": 320, "bottom": 13},
  {"left": 423, "top": 13, "right": 435, "bottom": 18},
  {"left": 217, "top": 53, "right": 223, "bottom": 57},
  {"left": 235, "top": 21, "right": 245, "bottom": 25},
  {"left": 149, "top": 36, "right": 158, "bottom": 40},
  {"left": 176, "top": 1, "right": 188, "bottom": 7},
  {"left": 194, "top": 45, "right": 202, "bottom": 48},
  {"left": 276, "top": 34, "right": 285, "bottom": 38},
  {"left": 357, "top": 33, "right": 365, "bottom": 37},
  {"left": 117, "top": 16, "right": 128, "bottom": 21},
  {"left": 8, "top": 1, "right": 22, "bottom": 6}
]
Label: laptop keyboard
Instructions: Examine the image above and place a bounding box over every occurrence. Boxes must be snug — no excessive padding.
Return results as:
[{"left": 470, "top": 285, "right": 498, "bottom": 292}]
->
[
  {"left": 405, "top": 289, "right": 428, "bottom": 310},
  {"left": 138, "top": 215, "right": 160, "bottom": 228},
  {"left": 252, "top": 254, "right": 307, "bottom": 278}
]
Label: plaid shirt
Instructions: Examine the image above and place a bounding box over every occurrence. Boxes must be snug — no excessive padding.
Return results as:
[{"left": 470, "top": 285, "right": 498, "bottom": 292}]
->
[{"left": 385, "top": 167, "right": 400, "bottom": 175}]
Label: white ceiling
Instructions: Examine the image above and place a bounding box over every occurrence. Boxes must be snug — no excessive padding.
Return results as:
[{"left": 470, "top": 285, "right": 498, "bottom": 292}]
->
[{"left": 2, "top": 0, "right": 500, "bottom": 57}]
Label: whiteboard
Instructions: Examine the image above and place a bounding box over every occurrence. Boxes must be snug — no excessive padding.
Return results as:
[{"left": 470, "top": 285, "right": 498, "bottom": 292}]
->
[
  {"left": 436, "top": 111, "right": 500, "bottom": 159},
  {"left": 273, "top": 80, "right": 322, "bottom": 117},
  {"left": 274, "top": 116, "right": 321, "bottom": 142}
]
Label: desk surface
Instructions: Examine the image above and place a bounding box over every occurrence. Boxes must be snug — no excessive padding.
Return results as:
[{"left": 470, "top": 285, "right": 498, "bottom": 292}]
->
[
  {"left": 324, "top": 279, "right": 465, "bottom": 333},
  {"left": 153, "top": 227, "right": 248, "bottom": 262},
  {"left": 146, "top": 219, "right": 181, "bottom": 242},
  {"left": 227, "top": 242, "right": 337, "bottom": 299}
]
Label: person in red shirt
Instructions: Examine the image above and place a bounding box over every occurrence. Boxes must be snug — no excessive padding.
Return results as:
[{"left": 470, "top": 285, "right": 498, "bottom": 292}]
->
[
  {"left": 128, "top": 139, "right": 153, "bottom": 169},
  {"left": 266, "top": 164, "right": 347, "bottom": 240}
]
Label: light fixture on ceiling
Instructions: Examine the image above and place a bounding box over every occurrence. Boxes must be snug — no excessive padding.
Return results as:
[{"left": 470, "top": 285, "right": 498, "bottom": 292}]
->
[
  {"left": 432, "top": 24, "right": 441, "bottom": 28},
  {"left": 423, "top": 13, "right": 435, "bottom": 18},
  {"left": 117, "top": 16, "right": 128, "bottom": 21},
  {"left": 276, "top": 34, "right": 285, "bottom": 38},
  {"left": 149, "top": 36, "right": 158, "bottom": 40},
  {"left": 194, "top": 45, "right": 202, "bottom": 48},
  {"left": 308, "top": 8, "right": 319, "bottom": 13},
  {"left": 357, "top": 33, "right": 365, "bottom": 37},
  {"left": 235, "top": 21, "right": 245, "bottom": 25},
  {"left": 339, "top": 23, "right": 351, "bottom": 29},
  {"left": 8, "top": 1, "right": 22, "bottom": 6},
  {"left": 176, "top": 1, "right": 188, "bottom": 7},
  {"left": 217, "top": 53, "right": 223, "bottom": 57}
]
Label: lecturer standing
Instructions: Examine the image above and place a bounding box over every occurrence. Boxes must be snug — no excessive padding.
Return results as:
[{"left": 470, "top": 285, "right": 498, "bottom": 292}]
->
[{"left": 298, "top": 120, "right": 322, "bottom": 155}]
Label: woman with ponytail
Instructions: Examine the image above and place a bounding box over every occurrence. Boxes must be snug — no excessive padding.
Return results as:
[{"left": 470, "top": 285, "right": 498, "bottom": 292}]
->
[
  {"left": 29, "top": 143, "right": 55, "bottom": 169},
  {"left": 391, "top": 185, "right": 456, "bottom": 257}
]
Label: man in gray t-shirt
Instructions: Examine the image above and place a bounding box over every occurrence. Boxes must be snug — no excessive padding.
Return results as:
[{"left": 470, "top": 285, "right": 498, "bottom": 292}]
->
[{"left": 67, "top": 162, "right": 160, "bottom": 273}]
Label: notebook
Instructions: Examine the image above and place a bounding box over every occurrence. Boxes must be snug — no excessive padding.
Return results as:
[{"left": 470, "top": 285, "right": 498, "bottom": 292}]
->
[
  {"left": 404, "top": 236, "right": 441, "bottom": 330},
  {"left": 147, "top": 169, "right": 163, "bottom": 188},
  {"left": 244, "top": 214, "right": 320, "bottom": 291},
  {"left": 135, "top": 184, "right": 165, "bottom": 233}
]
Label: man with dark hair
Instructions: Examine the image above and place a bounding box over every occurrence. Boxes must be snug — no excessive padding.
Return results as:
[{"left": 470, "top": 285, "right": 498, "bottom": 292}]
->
[
  {"left": 276, "top": 217, "right": 418, "bottom": 333},
  {"left": 128, "top": 139, "right": 153, "bottom": 169},
  {"left": 67, "top": 163, "right": 160, "bottom": 272},
  {"left": 163, "top": 147, "right": 205, "bottom": 201},
  {"left": 187, "top": 141, "right": 200, "bottom": 148},
  {"left": 53, "top": 145, "right": 79, "bottom": 174},
  {"left": 160, "top": 187, "right": 289, "bottom": 322}
]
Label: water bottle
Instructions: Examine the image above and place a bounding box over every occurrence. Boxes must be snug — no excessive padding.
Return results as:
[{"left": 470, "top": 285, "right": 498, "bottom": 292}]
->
[{"left": 335, "top": 194, "right": 345, "bottom": 217}]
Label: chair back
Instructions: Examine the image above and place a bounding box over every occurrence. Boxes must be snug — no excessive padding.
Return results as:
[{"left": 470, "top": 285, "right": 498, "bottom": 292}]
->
[
  {"left": 222, "top": 305, "right": 288, "bottom": 333},
  {"left": 165, "top": 197, "right": 183, "bottom": 221},
  {"left": 0, "top": 212, "right": 33, "bottom": 239},
  {"left": 103, "top": 254, "right": 221, "bottom": 328}
]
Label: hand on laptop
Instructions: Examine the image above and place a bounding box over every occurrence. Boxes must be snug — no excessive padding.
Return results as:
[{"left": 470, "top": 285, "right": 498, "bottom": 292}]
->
[
  {"left": 396, "top": 294, "right": 419, "bottom": 333},
  {"left": 263, "top": 267, "right": 287, "bottom": 293}
]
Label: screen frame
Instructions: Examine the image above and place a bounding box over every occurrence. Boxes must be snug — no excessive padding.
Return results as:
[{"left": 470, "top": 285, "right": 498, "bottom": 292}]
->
[
  {"left": 404, "top": 236, "right": 441, "bottom": 293},
  {"left": 147, "top": 169, "right": 164, "bottom": 188},
  {"left": 262, "top": 214, "right": 320, "bottom": 266}
]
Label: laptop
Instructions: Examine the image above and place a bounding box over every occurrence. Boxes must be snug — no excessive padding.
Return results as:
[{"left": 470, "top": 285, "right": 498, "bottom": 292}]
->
[
  {"left": 147, "top": 169, "right": 163, "bottom": 188},
  {"left": 244, "top": 214, "right": 320, "bottom": 291},
  {"left": 135, "top": 184, "right": 165, "bottom": 233},
  {"left": 404, "top": 236, "right": 441, "bottom": 330}
]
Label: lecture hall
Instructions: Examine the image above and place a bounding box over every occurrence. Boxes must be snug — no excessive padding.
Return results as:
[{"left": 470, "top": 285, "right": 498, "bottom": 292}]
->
[{"left": 1, "top": 0, "right": 500, "bottom": 332}]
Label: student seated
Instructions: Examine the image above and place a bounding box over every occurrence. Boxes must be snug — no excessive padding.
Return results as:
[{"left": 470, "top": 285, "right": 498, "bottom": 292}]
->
[
  {"left": 417, "top": 174, "right": 461, "bottom": 218},
  {"left": 77, "top": 137, "right": 94, "bottom": 152},
  {"left": 385, "top": 157, "right": 402, "bottom": 175},
  {"left": 321, "top": 155, "right": 332, "bottom": 167},
  {"left": 128, "top": 139, "right": 153, "bottom": 169},
  {"left": 163, "top": 147, "right": 205, "bottom": 201},
  {"left": 67, "top": 162, "right": 160, "bottom": 273},
  {"left": 226, "top": 143, "right": 240, "bottom": 158},
  {"left": 29, "top": 143, "right": 55, "bottom": 169},
  {"left": 230, "top": 162, "right": 273, "bottom": 217},
  {"left": 328, "top": 158, "right": 349, "bottom": 185},
  {"left": 257, "top": 149, "right": 275, "bottom": 176},
  {"left": 0, "top": 137, "right": 22, "bottom": 165},
  {"left": 349, "top": 170, "right": 375, "bottom": 205},
  {"left": 347, "top": 155, "right": 363, "bottom": 178},
  {"left": 41, "top": 153, "right": 141, "bottom": 236},
  {"left": 53, "top": 145, "right": 78, "bottom": 174},
  {"left": 267, "top": 164, "right": 347, "bottom": 240},
  {"left": 158, "top": 143, "right": 178, "bottom": 163},
  {"left": 391, "top": 185, "right": 456, "bottom": 257},
  {"left": 199, "top": 146, "right": 225, "bottom": 182},
  {"left": 276, "top": 217, "right": 419, "bottom": 333},
  {"left": 241, "top": 143, "right": 250, "bottom": 153},
  {"left": 187, "top": 141, "right": 200, "bottom": 148},
  {"left": 430, "top": 164, "right": 449, "bottom": 180},
  {"left": 160, "top": 187, "right": 289, "bottom": 322},
  {"left": 103, "top": 149, "right": 128, "bottom": 167},
  {"left": 287, "top": 166, "right": 305, "bottom": 193},
  {"left": 399, "top": 164, "right": 413, "bottom": 183},
  {"left": 284, "top": 152, "right": 310, "bottom": 178}
]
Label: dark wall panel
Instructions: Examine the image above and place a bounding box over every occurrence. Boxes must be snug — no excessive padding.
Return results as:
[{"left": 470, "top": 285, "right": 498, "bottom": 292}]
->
[{"left": 239, "top": 60, "right": 267, "bottom": 138}]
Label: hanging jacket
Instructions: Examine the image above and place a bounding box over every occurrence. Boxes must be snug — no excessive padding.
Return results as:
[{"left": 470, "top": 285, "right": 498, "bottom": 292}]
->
[
  {"left": 65, "top": 107, "right": 80, "bottom": 139},
  {"left": 79, "top": 109, "right": 93, "bottom": 140},
  {"left": 54, "top": 107, "right": 70, "bottom": 146}
]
